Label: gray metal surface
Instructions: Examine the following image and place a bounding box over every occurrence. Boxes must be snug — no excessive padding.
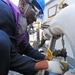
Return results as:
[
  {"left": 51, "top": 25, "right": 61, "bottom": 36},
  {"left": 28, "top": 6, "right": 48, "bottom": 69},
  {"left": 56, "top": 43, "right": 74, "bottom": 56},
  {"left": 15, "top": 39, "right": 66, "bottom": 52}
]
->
[
  {"left": 67, "top": 56, "right": 75, "bottom": 68},
  {"left": 8, "top": 71, "right": 22, "bottom": 75},
  {"left": 8, "top": 70, "right": 45, "bottom": 75}
]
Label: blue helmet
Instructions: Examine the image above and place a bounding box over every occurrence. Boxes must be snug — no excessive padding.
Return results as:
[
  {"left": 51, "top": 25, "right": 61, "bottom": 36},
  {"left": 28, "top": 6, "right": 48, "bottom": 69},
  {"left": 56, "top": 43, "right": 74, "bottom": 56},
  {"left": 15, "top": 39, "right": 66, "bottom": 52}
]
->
[
  {"left": 24, "top": 0, "right": 45, "bottom": 18},
  {"left": 32, "top": 0, "right": 45, "bottom": 14}
]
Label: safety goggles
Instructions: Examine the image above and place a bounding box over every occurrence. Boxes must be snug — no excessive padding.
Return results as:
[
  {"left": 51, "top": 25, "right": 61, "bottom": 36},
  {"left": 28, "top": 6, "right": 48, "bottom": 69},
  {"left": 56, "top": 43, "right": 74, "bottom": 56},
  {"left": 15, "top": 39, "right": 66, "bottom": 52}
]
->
[
  {"left": 23, "top": 0, "right": 41, "bottom": 18},
  {"left": 31, "top": 5, "right": 41, "bottom": 18}
]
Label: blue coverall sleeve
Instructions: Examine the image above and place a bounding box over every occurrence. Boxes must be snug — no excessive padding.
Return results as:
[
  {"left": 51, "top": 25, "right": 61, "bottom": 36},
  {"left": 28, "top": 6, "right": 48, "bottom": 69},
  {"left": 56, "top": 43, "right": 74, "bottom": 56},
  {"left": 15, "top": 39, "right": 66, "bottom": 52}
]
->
[
  {"left": 10, "top": 44, "right": 38, "bottom": 74},
  {"left": 19, "top": 43, "right": 46, "bottom": 60}
]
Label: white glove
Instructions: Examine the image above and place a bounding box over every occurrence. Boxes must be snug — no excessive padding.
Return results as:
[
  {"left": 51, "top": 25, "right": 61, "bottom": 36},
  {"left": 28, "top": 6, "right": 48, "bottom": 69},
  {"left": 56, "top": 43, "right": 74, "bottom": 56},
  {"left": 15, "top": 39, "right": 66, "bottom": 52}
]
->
[
  {"left": 47, "top": 60, "right": 64, "bottom": 74},
  {"left": 64, "top": 69, "right": 75, "bottom": 75}
]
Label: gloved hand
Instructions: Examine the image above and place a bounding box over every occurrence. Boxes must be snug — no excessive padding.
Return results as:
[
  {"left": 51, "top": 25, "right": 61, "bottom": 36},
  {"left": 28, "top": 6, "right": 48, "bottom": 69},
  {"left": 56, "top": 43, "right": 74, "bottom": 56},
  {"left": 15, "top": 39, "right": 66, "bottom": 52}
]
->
[
  {"left": 46, "top": 60, "right": 64, "bottom": 74},
  {"left": 64, "top": 69, "right": 75, "bottom": 75}
]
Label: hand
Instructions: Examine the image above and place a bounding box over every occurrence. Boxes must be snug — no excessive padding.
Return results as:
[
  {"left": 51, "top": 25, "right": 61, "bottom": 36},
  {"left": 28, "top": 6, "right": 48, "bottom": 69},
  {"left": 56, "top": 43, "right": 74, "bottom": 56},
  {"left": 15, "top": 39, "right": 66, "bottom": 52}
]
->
[{"left": 47, "top": 60, "right": 64, "bottom": 74}]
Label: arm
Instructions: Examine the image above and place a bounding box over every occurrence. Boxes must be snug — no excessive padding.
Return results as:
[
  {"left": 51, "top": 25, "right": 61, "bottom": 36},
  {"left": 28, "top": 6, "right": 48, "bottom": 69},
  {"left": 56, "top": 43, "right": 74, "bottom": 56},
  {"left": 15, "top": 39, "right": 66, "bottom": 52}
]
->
[
  {"left": 20, "top": 43, "right": 49, "bottom": 60},
  {"left": 35, "top": 60, "right": 64, "bottom": 74},
  {"left": 35, "top": 60, "right": 48, "bottom": 70}
]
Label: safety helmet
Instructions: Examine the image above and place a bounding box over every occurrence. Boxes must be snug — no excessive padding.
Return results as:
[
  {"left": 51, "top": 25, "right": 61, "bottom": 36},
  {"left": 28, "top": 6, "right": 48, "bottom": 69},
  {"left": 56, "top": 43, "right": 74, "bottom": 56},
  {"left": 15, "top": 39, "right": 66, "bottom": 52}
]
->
[{"left": 25, "top": 0, "right": 45, "bottom": 15}]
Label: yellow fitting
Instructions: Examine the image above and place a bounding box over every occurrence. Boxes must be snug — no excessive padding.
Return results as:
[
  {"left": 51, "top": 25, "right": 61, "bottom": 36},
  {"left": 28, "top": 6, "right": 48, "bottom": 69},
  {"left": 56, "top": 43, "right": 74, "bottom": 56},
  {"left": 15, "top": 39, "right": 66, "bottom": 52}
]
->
[
  {"left": 59, "top": 0, "right": 65, "bottom": 6},
  {"left": 46, "top": 49, "right": 53, "bottom": 60}
]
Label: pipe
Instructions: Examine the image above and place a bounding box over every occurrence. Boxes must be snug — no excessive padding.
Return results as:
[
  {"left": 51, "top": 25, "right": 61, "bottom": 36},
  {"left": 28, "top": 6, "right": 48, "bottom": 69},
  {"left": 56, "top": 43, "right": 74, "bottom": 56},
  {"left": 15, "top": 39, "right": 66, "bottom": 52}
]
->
[{"left": 49, "top": 4, "right": 75, "bottom": 58}]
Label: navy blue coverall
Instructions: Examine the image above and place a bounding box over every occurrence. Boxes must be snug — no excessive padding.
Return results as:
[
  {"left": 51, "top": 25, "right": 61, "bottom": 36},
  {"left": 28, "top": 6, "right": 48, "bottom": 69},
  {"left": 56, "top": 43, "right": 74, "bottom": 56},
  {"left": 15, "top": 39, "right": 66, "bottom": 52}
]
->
[{"left": 0, "top": 0, "right": 45, "bottom": 75}]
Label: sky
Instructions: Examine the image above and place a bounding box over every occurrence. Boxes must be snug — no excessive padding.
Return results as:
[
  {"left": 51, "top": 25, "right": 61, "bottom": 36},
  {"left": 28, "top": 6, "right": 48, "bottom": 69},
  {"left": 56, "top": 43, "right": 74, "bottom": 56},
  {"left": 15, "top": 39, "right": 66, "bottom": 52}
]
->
[
  {"left": 10, "top": 0, "right": 19, "bottom": 6},
  {"left": 10, "top": 0, "right": 50, "bottom": 6}
]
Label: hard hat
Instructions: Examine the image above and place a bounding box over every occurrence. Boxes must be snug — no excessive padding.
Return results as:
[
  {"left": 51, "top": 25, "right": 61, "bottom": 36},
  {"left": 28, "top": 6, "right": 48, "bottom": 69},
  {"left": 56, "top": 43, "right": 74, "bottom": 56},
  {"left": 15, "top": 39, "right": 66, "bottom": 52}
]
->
[
  {"left": 25, "top": 0, "right": 45, "bottom": 19},
  {"left": 32, "top": 0, "right": 45, "bottom": 14},
  {"left": 25, "top": 0, "right": 45, "bottom": 14}
]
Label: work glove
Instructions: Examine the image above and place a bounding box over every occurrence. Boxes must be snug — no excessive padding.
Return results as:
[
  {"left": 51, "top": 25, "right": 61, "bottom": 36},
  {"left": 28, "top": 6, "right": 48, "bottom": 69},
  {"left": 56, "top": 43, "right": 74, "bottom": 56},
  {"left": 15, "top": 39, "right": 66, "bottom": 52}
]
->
[
  {"left": 64, "top": 69, "right": 75, "bottom": 75},
  {"left": 46, "top": 60, "right": 64, "bottom": 74}
]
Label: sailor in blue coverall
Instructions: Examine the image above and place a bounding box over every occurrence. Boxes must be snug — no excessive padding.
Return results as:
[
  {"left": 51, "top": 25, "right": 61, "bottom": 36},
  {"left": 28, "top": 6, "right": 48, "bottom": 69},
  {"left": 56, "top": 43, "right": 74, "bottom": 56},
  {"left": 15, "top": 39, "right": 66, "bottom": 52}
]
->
[
  {"left": 0, "top": 0, "right": 49, "bottom": 75},
  {"left": 0, "top": 0, "right": 64, "bottom": 75}
]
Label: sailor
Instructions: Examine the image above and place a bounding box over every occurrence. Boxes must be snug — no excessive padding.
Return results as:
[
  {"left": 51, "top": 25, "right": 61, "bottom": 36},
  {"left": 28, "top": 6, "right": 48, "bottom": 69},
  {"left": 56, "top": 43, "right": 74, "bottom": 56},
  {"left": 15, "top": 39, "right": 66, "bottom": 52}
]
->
[{"left": 0, "top": 0, "right": 64, "bottom": 75}]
